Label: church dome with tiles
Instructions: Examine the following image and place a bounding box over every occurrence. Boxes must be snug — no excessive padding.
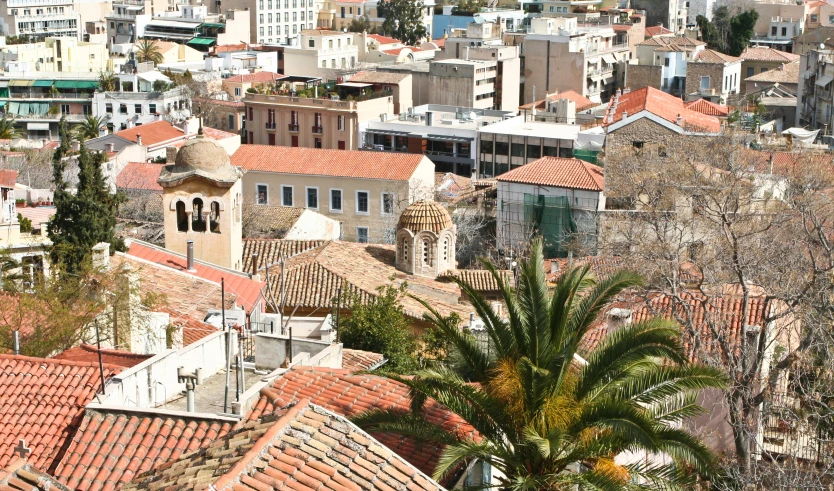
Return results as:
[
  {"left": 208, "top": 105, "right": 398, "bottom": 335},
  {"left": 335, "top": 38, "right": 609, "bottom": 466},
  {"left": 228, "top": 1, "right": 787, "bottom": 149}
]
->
[{"left": 395, "top": 200, "right": 456, "bottom": 278}]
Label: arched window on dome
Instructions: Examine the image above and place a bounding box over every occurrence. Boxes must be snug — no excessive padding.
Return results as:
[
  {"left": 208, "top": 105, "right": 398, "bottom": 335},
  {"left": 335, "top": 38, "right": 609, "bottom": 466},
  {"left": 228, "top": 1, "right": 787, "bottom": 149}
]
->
[
  {"left": 210, "top": 201, "right": 221, "bottom": 233},
  {"left": 176, "top": 201, "right": 187, "bottom": 232},
  {"left": 192, "top": 198, "right": 206, "bottom": 232}
]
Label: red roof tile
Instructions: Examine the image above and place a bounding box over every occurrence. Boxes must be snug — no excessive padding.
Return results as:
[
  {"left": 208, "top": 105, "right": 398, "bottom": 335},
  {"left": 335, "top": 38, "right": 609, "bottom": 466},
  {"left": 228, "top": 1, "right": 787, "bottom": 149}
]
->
[
  {"left": 125, "top": 240, "right": 265, "bottom": 313},
  {"left": 382, "top": 47, "right": 422, "bottom": 55},
  {"left": 246, "top": 368, "right": 479, "bottom": 479},
  {"left": 739, "top": 46, "right": 799, "bottom": 63},
  {"left": 646, "top": 25, "right": 673, "bottom": 36},
  {"left": 684, "top": 98, "right": 730, "bottom": 117},
  {"left": 116, "top": 162, "right": 164, "bottom": 192},
  {"left": 0, "top": 355, "right": 121, "bottom": 471},
  {"left": 201, "top": 126, "right": 238, "bottom": 141},
  {"left": 114, "top": 121, "right": 187, "bottom": 147},
  {"left": 0, "top": 169, "right": 17, "bottom": 187},
  {"left": 51, "top": 345, "right": 152, "bottom": 368},
  {"left": 603, "top": 86, "right": 721, "bottom": 133},
  {"left": 157, "top": 307, "right": 220, "bottom": 346},
  {"left": 341, "top": 348, "right": 385, "bottom": 372},
  {"left": 224, "top": 71, "right": 286, "bottom": 84},
  {"left": 124, "top": 400, "right": 444, "bottom": 491},
  {"left": 613, "top": 24, "right": 632, "bottom": 32},
  {"left": 55, "top": 406, "right": 235, "bottom": 491},
  {"left": 367, "top": 34, "right": 401, "bottom": 45},
  {"left": 520, "top": 90, "right": 597, "bottom": 112},
  {"left": 694, "top": 48, "right": 742, "bottom": 64},
  {"left": 0, "top": 458, "right": 71, "bottom": 491},
  {"left": 496, "top": 157, "right": 604, "bottom": 191},
  {"left": 232, "top": 145, "right": 428, "bottom": 181}
]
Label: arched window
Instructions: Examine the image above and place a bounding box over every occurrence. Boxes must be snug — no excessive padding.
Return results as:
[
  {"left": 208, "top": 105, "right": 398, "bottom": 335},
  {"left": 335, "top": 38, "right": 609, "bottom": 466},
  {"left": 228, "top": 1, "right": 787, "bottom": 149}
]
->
[
  {"left": 422, "top": 239, "right": 430, "bottom": 265},
  {"left": 402, "top": 239, "right": 408, "bottom": 263},
  {"left": 192, "top": 198, "right": 206, "bottom": 232},
  {"left": 176, "top": 201, "right": 187, "bottom": 232},
  {"left": 210, "top": 201, "right": 220, "bottom": 233}
]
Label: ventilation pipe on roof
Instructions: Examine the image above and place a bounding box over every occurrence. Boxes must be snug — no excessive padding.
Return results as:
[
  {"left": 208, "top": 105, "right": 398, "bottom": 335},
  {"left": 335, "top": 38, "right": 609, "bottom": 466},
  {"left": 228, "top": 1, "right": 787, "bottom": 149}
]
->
[
  {"left": 178, "top": 366, "right": 204, "bottom": 412},
  {"left": 426, "top": 111, "right": 433, "bottom": 126},
  {"left": 187, "top": 240, "right": 196, "bottom": 272},
  {"left": 12, "top": 330, "right": 19, "bottom": 355},
  {"left": 676, "top": 113, "right": 683, "bottom": 126},
  {"left": 136, "top": 134, "right": 143, "bottom": 145},
  {"left": 251, "top": 253, "right": 260, "bottom": 281},
  {"left": 622, "top": 111, "right": 628, "bottom": 119},
  {"left": 105, "top": 143, "right": 115, "bottom": 153}
]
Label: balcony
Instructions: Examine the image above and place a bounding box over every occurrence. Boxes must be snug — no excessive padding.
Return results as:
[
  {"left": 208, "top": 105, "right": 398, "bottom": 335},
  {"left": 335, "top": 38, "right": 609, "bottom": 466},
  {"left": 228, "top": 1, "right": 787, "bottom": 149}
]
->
[
  {"left": 9, "top": 92, "right": 93, "bottom": 100},
  {"left": 265, "top": 121, "right": 276, "bottom": 129},
  {"left": 288, "top": 123, "right": 299, "bottom": 132},
  {"left": 312, "top": 125, "right": 323, "bottom": 134}
]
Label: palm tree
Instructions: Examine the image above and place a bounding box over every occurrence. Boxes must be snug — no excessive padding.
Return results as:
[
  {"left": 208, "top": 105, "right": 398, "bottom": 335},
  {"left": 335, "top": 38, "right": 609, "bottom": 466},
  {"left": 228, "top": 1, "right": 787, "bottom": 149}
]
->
[
  {"left": 353, "top": 239, "right": 727, "bottom": 489},
  {"left": 74, "top": 115, "right": 107, "bottom": 140},
  {"left": 0, "top": 116, "right": 22, "bottom": 139},
  {"left": 98, "top": 71, "right": 117, "bottom": 92},
  {"left": 135, "top": 39, "right": 164, "bottom": 65}
]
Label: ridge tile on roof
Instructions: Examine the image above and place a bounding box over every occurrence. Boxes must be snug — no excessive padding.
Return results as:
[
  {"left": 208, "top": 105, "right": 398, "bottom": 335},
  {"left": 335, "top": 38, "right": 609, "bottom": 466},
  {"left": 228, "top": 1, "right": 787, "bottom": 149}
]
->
[
  {"left": 51, "top": 344, "right": 153, "bottom": 368},
  {"left": 496, "top": 157, "right": 604, "bottom": 191},
  {"left": 0, "top": 458, "right": 71, "bottom": 491},
  {"left": 603, "top": 86, "right": 721, "bottom": 132}
]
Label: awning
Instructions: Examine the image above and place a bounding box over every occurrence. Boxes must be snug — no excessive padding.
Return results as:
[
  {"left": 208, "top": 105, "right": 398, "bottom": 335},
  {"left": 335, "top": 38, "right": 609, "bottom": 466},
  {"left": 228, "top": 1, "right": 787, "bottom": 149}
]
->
[
  {"left": 602, "top": 54, "right": 616, "bottom": 64},
  {"left": 54, "top": 80, "right": 78, "bottom": 89},
  {"left": 0, "top": 101, "right": 7, "bottom": 107},
  {"left": 365, "top": 128, "right": 412, "bottom": 136},
  {"left": 338, "top": 82, "right": 373, "bottom": 88},
  {"left": 187, "top": 37, "right": 217, "bottom": 46},
  {"left": 32, "top": 80, "right": 54, "bottom": 87},
  {"left": 427, "top": 134, "right": 472, "bottom": 143},
  {"left": 816, "top": 75, "right": 833, "bottom": 87},
  {"left": 27, "top": 123, "right": 50, "bottom": 130},
  {"left": 9, "top": 80, "right": 33, "bottom": 87},
  {"left": 0, "top": 81, "right": 9, "bottom": 88},
  {"left": 200, "top": 22, "right": 225, "bottom": 28},
  {"left": 76, "top": 81, "right": 99, "bottom": 89}
]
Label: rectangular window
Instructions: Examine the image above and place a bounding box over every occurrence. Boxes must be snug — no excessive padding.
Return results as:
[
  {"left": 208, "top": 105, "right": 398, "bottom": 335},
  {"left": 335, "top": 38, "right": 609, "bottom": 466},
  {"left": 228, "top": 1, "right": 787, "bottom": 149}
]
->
[
  {"left": 314, "top": 137, "right": 322, "bottom": 148},
  {"left": 700, "top": 76, "right": 710, "bottom": 90},
  {"left": 526, "top": 144, "right": 541, "bottom": 159},
  {"left": 746, "top": 67, "right": 754, "bottom": 77},
  {"left": 338, "top": 140, "right": 345, "bottom": 150},
  {"left": 510, "top": 143, "right": 524, "bottom": 157},
  {"left": 119, "top": 104, "right": 127, "bottom": 114},
  {"left": 771, "top": 26, "right": 777, "bottom": 36},
  {"left": 829, "top": 15, "right": 834, "bottom": 23},
  {"left": 356, "top": 191, "right": 369, "bottom": 213},
  {"left": 381, "top": 193, "right": 394, "bottom": 215},
  {"left": 330, "top": 189, "right": 342, "bottom": 211},
  {"left": 306, "top": 187, "right": 318, "bottom": 208},
  {"left": 781, "top": 27, "right": 787, "bottom": 36},
  {"left": 228, "top": 114, "right": 235, "bottom": 130},
  {"left": 134, "top": 104, "right": 142, "bottom": 114},
  {"left": 481, "top": 140, "right": 493, "bottom": 154},
  {"left": 60, "top": 104, "right": 70, "bottom": 115},
  {"left": 149, "top": 103, "right": 156, "bottom": 113},
  {"left": 105, "top": 103, "right": 112, "bottom": 114},
  {"left": 308, "top": 39, "right": 314, "bottom": 47},
  {"left": 356, "top": 227, "right": 369, "bottom": 243},
  {"left": 281, "top": 185, "right": 293, "bottom": 206},
  {"left": 495, "top": 141, "right": 509, "bottom": 155},
  {"left": 257, "top": 184, "right": 268, "bottom": 204},
  {"left": 337, "top": 115, "right": 344, "bottom": 130},
  {"left": 249, "top": 107, "right": 254, "bottom": 120}
]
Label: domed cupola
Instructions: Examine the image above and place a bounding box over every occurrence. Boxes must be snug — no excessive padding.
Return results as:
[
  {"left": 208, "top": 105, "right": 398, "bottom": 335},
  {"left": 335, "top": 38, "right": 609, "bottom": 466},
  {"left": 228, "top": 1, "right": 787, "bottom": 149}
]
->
[{"left": 395, "top": 200, "right": 456, "bottom": 278}]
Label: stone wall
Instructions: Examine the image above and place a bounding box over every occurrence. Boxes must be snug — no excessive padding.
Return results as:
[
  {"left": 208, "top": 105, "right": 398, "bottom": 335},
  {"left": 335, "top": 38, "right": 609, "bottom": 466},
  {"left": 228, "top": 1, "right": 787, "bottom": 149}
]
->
[
  {"left": 685, "top": 62, "right": 724, "bottom": 100},
  {"left": 625, "top": 64, "right": 663, "bottom": 91}
]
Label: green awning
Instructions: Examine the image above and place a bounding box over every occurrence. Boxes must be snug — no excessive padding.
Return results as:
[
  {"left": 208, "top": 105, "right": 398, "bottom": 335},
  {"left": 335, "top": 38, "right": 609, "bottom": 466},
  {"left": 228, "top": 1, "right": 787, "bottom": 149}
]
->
[
  {"left": 187, "top": 37, "right": 217, "bottom": 45},
  {"left": 75, "top": 81, "right": 99, "bottom": 89},
  {"left": 54, "top": 80, "right": 78, "bottom": 89},
  {"left": 0, "top": 101, "right": 7, "bottom": 107},
  {"left": 199, "top": 22, "right": 224, "bottom": 28},
  {"left": 32, "top": 80, "right": 54, "bottom": 87},
  {"left": 9, "top": 80, "right": 34, "bottom": 87}
]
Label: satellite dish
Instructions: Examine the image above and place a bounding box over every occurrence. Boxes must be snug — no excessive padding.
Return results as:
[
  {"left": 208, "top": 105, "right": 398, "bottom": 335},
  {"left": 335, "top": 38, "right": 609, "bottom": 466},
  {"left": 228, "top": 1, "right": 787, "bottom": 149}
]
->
[{"left": 821, "top": 43, "right": 826, "bottom": 49}]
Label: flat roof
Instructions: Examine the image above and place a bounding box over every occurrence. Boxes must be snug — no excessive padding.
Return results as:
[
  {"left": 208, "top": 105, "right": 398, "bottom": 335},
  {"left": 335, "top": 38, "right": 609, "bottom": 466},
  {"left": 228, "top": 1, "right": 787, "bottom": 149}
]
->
[
  {"left": 338, "top": 82, "right": 372, "bottom": 88},
  {"left": 478, "top": 118, "right": 583, "bottom": 139},
  {"left": 377, "top": 62, "right": 431, "bottom": 73}
]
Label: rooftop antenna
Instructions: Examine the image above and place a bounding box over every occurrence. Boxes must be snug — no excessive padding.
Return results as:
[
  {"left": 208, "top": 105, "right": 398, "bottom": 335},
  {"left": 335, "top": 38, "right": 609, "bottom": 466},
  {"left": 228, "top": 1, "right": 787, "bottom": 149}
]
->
[{"left": 222, "top": 278, "right": 232, "bottom": 413}]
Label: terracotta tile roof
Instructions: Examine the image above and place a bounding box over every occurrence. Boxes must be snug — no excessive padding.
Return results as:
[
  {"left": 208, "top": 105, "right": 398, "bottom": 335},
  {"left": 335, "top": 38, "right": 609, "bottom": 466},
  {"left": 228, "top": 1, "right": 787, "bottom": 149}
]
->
[
  {"left": 739, "top": 46, "right": 799, "bottom": 63},
  {"left": 232, "top": 145, "right": 428, "bottom": 181},
  {"left": 0, "top": 169, "right": 17, "bottom": 187},
  {"left": 433, "top": 37, "right": 446, "bottom": 48},
  {"left": 126, "top": 240, "right": 265, "bottom": 313},
  {"left": 242, "top": 238, "right": 326, "bottom": 273},
  {"left": 745, "top": 60, "right": 800, "bottom": 84},
  {"left": 201, "top": 126, "right": 239, "bottom": 141},
  {"left": 260, "top": 241, "right": 472, "bottom": 321},
  {"left": 341, "top": 348, "right": 386, "bottom": 371},
  {"left": 243, "top": 205, "right": 305, "bottom": 238},
  {"left": 545, "top": 256, "right": 625, "bottom": 282},
  {"left": 438, "top": 269, "right": 513, "bottom": 292},
  {"left": 603, "top": 87, "right": 722, "bottom": 133},
  {"left": 55, "top": 406, "right": 235, "bottom": 491},
  {"left": 496, "top": 157, "right": 604, "bottom": 191},
  {"left": 114, "top": 121, "right": 187, "bottom": 147},
  {"left": 0, "top": 458, "right": 71, "bottom": 491},
  {"left": 213, "top": 43, "right": 248, "bottom": 52},
  {"left": 397, "top": 200, "right": 453, "bottom": 233},
  {"left": 246, "top": 368, "right": 478, "bottom": 479},
  {"left": 225, "top": 71, "right": 287, "bottom": 84},
  {"left": 382, "top": 46, "right": 423, "bottom": 55},
  {"left": 684, "top": 98, "right": 730, "bottom": 117},
  {"left": 646, "top": 25, "right": 673, "bottom": 36},
  {"left": 638, "top": 36, "right": 705, "bottom": 50},
  {"left": 0, "top": 355, "right": 122, "bottom": 471},
  {"left": 116, "top": 162, "right": 164, "bottom": 192},
  {"left": 51, "top": 345, "right": 153, "bottom": 368},
  {"left": 694, "top": 48, "right": 741, "bottom": 64},
  {"left": 519, "top": 89, "right": 597, "bottom": 112},
  {"left": 111, "top": 253, "right": 238, "bottom": 325},
  {"left": 613, "top": 24, "right": 632, "bottom": 32},
  {"left": 367, "top": 34, "right": 401, "bottom": 45},
  {"left": 348, "top": 70, "right": 411, "bottom": 84},
  {"left": 126, "top": 399, "right": 444, "bottom": 491},
  {"left": 156, "top": 307, "right": 220, "bottom": 346}
]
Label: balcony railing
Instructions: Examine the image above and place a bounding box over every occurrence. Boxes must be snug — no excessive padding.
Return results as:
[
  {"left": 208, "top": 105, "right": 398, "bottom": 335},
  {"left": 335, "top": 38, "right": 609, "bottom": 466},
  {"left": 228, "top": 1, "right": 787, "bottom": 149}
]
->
[
  {"left": 265, "top": 121, "right": 276, "bottom": 129},
  {"left": 288, "top": 123, "right": 299, "bottom": 132},
  {"left": 9, "top": 92, "right": 93, "bottom": 100},
  {"left": 312, "top": 125, "right": 323, "bottom": 134}
]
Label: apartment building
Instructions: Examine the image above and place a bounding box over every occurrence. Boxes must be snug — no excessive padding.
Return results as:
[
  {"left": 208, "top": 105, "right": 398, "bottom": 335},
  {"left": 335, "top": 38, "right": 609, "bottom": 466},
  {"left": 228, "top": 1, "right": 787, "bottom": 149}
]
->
[
  {"left": 92, "top": 83, "right": 191, "bottom": 131},
  {"left": 0, "top": 37, "right": 110, "bottom": 73},
  {"left": 629, "top": 0, "right": 687, "bottom": 33},
  {"left": 522, "top": 17, "right": 630, "bottom": 104},
  {"left": 231, "top": 145, "right": 435, "bottom": 243},
  {"left": 738, "top": 46, "right": 799, "bottom": 80},
  {"left": 627, "top": 35, "right": 706, "bottom": 95},
  {"left": 796, "top": 48, "right": 834, "bottom": 130},
  {"left": 141, "top": 7, "right": 251, "bottom": 49},
  {"left": 0, "top": 0, "right": 82, "bottom": 40},
  {"left": 106, "top": 0, "right": 168, "bottom": 45},
  {"left": 223, "top": 0, "right": 315, "bottom": 44},
  {"left": 318, "top": 0, "right": 434, "bottom": 40},
  {"left": 0, "top": 75, "right": 98, "bottom": 140},
  {"left": 243, "top": 84, "right": 399, "bottom": 150},
  {"left": 282, "top": 29, "right": 358, "bottom": 78},
  {"left": 749, "top": 0, "right": 806, "bottom": 52},
  {"left": 684, "top": 49, "right": 742, "bottom": 103}
]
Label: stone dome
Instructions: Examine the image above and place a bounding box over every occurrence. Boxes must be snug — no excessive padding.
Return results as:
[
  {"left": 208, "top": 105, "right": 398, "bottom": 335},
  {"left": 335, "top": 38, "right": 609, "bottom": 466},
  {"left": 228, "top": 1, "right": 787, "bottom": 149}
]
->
[
  {"left": 175, "top": 139, "right": 231, "bottom": 173},
  {"left": 397, "top": 200, "right": 453, "bottom": 234}
]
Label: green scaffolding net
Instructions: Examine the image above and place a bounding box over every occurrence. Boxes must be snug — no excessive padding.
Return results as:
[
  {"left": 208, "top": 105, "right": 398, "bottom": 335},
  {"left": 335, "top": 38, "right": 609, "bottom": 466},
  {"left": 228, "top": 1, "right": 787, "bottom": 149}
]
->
[{"left": 524, "top": 194, "right": 576, "bottom": 258}]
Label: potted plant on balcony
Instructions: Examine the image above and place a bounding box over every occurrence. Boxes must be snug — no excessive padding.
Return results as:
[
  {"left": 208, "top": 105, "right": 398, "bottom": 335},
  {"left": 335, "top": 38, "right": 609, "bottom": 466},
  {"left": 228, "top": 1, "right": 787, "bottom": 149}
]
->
[
  {"left": 47, "top": 105, "right": 60, "bottom": 116},
  {"left": 15, "top": 198, "right": 25, "bottom": 208}
]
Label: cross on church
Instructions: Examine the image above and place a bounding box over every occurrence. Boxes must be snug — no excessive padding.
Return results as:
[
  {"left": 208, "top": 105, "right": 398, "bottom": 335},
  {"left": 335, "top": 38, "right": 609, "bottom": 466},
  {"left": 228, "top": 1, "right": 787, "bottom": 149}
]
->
[{"left": 13, "top": 439, "right": 30, "bottom": 460}]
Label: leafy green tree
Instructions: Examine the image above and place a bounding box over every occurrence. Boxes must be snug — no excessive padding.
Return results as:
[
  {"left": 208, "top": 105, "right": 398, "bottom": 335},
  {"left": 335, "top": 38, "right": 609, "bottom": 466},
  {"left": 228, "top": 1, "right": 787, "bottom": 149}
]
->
[
  {"left": 377, "top": 0, "right": 428, "bottom": 45},
  {"left": 347, "top": 14, "right": 373, "bottom": 33},
  {"left": 354, "top": 239, "right": 727, "bottom": 488},
  {"left": 48, "top": 119, "right": 124, "bottom": 274},
  {"left": 74, "top": 115, "right": 107, "bottom": 140},
  {"left": 728, "top": 9, "right": 758, "bottom": 56},
  {"left": 697, "top": 7, "right": 758, "bottom": 56},
  {"left": 338, "top": 283, "right": 419, "bottom": 371},
  {"left": 16, "top": 213, "right": 32, "bottom": 233},
  {"left": 0, "top": 116, "right": 22, "bottom": 139},
  {"left": 136, "top": 39, "right": 164, "bottom": 65}
]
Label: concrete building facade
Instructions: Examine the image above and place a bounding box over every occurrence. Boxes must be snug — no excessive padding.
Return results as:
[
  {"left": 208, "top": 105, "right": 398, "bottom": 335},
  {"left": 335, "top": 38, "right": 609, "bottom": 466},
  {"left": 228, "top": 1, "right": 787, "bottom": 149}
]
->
[
  {"left": 221, "top": 0, "right": 315, "bottom": 44},
  {"left": 282, "top": 29, "right": 357, "bottom": 78},
  {"left": 0, "top": 0, "right": 82, "bottom": 40},
  {"left": 0, "top": 37, "right": 110, "bottom": 73},
  {"left": 685, "top": 49, "right": 742, "bottom": 103}
]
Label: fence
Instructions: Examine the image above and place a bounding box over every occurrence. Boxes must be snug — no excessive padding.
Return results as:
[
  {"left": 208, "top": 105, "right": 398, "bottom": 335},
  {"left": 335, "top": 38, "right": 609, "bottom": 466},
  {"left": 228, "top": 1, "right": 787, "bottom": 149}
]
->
[{"left": 758, "top": 393, "right": 834, "bottom": 465}]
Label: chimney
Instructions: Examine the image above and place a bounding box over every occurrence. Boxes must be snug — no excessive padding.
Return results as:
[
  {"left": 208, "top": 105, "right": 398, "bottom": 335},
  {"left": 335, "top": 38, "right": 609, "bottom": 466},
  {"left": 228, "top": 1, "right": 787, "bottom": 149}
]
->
[
  {"left": 166, "top": 146, "right": 178, "bottom": 163},
  {"left": 616, "top": 87, "right": 622, "bottom": 97},
  {"left": 250, "top": 253, "right": 261, "bottom": 281},
  {"left": 426, "top": 111, "right": 433, "bottom": 126},
  {"left": 186, "top": 240, "right": 196, "bottom": 272},
  {"left": 92, "top": 242, "right": 111, "bottom": 270},
  {"left": 622, "top": 111, "right": 628, "bottom": 119},
  {"left": 136, "top": 134, "right": 143, "bottom": 145},
  {"left": 676, "top": 113, "right": 683, "bottom": 126},
  {"left": 605, "top": 308, "right": 633, "bottom": 333},
  {"left": 105, "top": 143, "right": 115, "bottom": 153},
  {"left": 550, "top": 260, "right": 559, "bottom": 275},
  {"left": 623, "top": 87, "right": 631, "bottom": 94}
]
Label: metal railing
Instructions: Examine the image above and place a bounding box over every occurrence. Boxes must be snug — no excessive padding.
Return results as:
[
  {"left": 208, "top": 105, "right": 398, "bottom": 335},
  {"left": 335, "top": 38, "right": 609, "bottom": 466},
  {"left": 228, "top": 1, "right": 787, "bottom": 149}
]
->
[
  {"left": 312, "top": 125, "right": 323, "bottom": 134},
  {"left": 287, "top": 123, "right": 298, "bottom": 131},
  {"left": 758, "top": 393, "right": 834, "bottom": 465},
  {"left": 265, "top": 121, "right": 276, "bottom": 129}
]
